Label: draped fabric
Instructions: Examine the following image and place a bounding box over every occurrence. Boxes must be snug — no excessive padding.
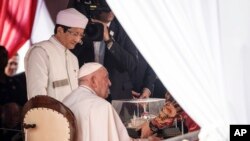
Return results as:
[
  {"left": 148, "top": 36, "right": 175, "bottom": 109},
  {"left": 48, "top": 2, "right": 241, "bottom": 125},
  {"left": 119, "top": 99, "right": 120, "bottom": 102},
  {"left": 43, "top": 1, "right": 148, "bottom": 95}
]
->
[
  {"left": 0, "top": 0, "right": 37, "bottom": 58},
  {"left": 31, "top": 0, "right": 64, "bottom": 44},
  {"left": 107, "top": 0, "right": 250, "bottom": 140}
]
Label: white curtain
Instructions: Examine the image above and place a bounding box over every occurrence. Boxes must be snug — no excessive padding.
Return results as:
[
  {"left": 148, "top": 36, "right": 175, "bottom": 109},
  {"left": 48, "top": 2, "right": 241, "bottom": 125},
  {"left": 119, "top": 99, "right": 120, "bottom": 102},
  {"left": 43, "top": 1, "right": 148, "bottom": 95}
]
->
[
  {"left": 31, "top": 0, "right": 54, "bottom": 43},
  {"left": 107, "top": 0, "right": 250, "bottom": 140},
  {"left": 17, "top": 0, "right": 54, "bottom": 73}
]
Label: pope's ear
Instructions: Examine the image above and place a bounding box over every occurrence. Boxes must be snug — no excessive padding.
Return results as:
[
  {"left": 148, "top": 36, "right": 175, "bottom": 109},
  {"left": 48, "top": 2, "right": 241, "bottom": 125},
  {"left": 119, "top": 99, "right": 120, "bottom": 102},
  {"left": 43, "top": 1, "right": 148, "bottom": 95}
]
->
[{"left": 91, "top": 76, "right": 98, "bottom": 88}]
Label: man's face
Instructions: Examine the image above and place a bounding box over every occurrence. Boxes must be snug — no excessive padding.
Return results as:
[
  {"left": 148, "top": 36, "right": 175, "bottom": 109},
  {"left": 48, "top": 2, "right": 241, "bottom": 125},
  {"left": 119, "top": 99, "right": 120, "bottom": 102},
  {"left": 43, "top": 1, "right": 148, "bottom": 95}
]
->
[
  {"left": 5, "top": 55, "right": 19, "bottom": 76},
  {"left": 56, "top": 27, "right": 84, "bottom": 49},
  {"left": 95, "top": 67, "right": 111, "bottom": 99}
]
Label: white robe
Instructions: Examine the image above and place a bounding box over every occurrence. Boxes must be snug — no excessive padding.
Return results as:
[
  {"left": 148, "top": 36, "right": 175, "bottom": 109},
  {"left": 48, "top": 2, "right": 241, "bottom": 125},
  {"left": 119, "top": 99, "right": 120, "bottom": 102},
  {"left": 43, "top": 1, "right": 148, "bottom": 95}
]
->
[
  {"left": 25, "top": 36, "right": 79, "bottom": 101},
  {"left": 63, "top": 86, "right": 132, "bottom": 141}
]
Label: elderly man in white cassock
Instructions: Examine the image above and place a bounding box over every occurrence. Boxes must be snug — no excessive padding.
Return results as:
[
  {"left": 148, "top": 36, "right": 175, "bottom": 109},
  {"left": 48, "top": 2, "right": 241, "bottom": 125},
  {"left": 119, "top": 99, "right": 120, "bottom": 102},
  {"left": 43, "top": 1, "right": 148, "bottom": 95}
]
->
[
  {"left": 63, "top": 62, "right": 132, "bottom": 141},
  {"left": 25, "top": 8, "right": 88, "bottom": 102}
]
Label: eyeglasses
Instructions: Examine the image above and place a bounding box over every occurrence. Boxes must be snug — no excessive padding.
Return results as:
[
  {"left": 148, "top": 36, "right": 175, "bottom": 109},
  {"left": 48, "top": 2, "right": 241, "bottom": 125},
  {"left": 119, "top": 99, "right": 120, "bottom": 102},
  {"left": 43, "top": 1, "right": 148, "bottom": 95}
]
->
[{"left": 67, "top": 30, "right": 84, "bottom": 39}]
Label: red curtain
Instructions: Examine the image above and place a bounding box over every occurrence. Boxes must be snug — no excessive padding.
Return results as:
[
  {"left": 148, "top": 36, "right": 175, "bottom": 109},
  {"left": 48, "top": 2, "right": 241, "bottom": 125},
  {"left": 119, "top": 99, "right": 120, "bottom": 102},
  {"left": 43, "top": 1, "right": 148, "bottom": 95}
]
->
[{"left": 0, "top": 0, "right": 37, "bottom": 58}]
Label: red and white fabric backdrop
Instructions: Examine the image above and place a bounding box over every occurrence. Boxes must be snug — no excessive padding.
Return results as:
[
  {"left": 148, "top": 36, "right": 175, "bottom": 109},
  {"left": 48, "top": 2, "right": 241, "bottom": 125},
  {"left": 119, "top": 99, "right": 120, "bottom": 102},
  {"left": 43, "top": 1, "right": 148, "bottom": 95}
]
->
[
  {"left": 0, "top": 0, "right": 68, "bottom": 72},
  {"left": 0, "top": 0, "right": 37, "bottom": 58}
]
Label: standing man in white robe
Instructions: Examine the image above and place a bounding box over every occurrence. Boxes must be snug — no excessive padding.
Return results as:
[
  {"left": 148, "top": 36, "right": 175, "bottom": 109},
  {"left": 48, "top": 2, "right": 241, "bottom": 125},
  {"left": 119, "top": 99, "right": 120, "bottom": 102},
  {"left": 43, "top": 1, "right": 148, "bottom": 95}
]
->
[
  {"left": 63, "top": 62, "right": 132, "bottom": 141},
  {"left": 25, "top": 8, "right": 88, "bottom": 101}
]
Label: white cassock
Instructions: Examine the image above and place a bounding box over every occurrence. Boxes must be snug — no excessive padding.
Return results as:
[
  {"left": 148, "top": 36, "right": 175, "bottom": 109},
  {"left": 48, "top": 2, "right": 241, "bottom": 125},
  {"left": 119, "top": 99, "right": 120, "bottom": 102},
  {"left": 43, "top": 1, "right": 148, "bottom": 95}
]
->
[{"left": 63, "top": 85, "right": 132, "bottom": 141}]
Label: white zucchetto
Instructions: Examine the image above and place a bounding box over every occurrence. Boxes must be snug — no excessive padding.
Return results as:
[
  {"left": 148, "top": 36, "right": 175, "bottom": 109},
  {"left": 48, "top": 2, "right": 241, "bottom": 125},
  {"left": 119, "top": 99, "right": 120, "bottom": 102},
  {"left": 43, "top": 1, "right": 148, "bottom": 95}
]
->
[{"left": 78, "top": 62, "right": 103, "bottom": 78}]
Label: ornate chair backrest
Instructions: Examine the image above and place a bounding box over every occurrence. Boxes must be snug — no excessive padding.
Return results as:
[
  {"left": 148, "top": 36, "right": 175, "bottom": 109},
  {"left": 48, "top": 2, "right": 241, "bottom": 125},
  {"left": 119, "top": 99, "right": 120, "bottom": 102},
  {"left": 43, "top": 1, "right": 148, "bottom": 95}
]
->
[{"left": 21, "top": 95, "right": 77, "bottom": 141}]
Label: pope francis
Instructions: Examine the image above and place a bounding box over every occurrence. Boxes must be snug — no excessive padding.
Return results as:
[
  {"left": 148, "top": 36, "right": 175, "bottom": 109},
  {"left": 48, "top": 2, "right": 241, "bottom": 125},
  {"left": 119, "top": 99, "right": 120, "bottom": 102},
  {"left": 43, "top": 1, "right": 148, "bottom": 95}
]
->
[{"left": 63, "top": 62, "right": 132, "bottom": 141}]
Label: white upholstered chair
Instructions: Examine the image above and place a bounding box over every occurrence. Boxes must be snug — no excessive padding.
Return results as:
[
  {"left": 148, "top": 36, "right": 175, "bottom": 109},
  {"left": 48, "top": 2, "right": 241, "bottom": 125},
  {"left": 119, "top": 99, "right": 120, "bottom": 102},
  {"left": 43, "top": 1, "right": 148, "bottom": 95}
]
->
[{"left": 21, "top": 95, "right": 77, "bottom": 141}]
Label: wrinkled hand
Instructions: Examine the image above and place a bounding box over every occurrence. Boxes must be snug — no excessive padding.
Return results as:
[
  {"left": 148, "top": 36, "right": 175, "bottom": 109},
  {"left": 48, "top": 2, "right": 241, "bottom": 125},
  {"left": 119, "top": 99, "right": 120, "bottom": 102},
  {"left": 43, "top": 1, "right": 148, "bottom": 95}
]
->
[
  {"left": 139, "top": 122, "right": 162, "bottom": 140},
  {"left": 139, "top": 121, "right": 153, "bottom": 138},
  {"left": 132, "top": 88, "right": 151, "bottom": 99},
  {"left": 140, "top": 89, "right": 151, "bottom": 99},
  {"left": 132, "top": 90, "right": 140, "bottom": 99}
]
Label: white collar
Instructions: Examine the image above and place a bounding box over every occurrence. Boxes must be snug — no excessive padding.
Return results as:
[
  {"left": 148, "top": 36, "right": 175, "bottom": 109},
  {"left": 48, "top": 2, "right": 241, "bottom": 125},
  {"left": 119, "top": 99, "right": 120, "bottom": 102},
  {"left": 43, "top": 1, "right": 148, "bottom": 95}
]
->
[
  {"left": 79, "top": 85, "right": 96, "bottom": 95},
  {"left": 50, "top": 36, "right": 68, "bottom": 51}
]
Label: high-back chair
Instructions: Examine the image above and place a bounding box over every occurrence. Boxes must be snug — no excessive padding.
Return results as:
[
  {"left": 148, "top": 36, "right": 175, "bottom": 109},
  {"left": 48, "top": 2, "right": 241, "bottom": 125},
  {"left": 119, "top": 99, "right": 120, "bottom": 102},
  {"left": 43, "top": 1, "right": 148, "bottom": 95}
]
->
[{"left": 21, "top": 95, "right": 77, "bottom": 141}]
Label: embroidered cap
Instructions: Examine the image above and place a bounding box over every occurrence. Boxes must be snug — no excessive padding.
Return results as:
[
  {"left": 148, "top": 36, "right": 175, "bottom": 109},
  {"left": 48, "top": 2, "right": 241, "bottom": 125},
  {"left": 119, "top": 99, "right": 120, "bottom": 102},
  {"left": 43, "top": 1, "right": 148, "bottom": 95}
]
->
[
  {"left": 56, "top": 8, "right": 89, "bottom": 29},
  {"left": 78, "top": 62, "right": 103, "bottom": 78}
]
